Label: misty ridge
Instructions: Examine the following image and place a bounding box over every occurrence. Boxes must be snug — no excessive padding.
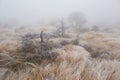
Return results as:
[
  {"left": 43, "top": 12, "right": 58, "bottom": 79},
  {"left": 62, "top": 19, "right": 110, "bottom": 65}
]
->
[{"left": 0, "top": 0, "right": 120, "bottom": 80}]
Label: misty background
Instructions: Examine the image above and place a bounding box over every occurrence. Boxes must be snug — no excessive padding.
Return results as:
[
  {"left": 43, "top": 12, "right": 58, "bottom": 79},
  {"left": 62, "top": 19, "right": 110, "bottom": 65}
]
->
[{"left": 0, "top": 0, "right": 120, "bottom": 26}]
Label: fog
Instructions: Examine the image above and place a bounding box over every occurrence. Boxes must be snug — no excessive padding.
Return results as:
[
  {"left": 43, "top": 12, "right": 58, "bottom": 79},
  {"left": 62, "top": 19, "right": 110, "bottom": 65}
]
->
[{"left": 0, "top": 0, "right": 120, "bottom": 26}]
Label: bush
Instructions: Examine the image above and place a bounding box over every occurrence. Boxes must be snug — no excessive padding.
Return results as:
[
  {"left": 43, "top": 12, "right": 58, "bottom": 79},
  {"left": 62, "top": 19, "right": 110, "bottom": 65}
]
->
[
  {"left": 12, "top": 32, "right": 58, "bottom": 66},
  {"left": 19, "top": 33, "right": 37, "bottom": 53},
  {"left": 73, "top": 34, "right": 80, "bottom": 45}
]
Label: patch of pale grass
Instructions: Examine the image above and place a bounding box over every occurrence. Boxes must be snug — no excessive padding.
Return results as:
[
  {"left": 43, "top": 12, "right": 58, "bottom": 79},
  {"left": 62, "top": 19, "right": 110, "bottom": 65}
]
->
[
  {"left": 81, "top": 60, "right": 120, "bottom": 80},
  {"left": 0, "top": 40, "right": 18, "bottom": 53},
  {"left": 80, "top": 32, "right": 120, "bottom": 60}
]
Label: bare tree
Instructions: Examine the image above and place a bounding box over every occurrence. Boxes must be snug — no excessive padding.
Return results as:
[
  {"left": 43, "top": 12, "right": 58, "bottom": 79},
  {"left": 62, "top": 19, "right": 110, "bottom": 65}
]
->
[
  {"left": 68, "top": 11, "right": 87, "bottom": 28},
  {"left": 91, "top": 25, "right": 99, "bottom": 31},
  {"left": 56, "top": 18, "right": 66, "bottom": 37}
]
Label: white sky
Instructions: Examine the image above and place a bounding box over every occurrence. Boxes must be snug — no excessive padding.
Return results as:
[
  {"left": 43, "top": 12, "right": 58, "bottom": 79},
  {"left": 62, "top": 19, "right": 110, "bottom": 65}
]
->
[{"left": 0, "top": 0, "right": 120, "bottom": 25}]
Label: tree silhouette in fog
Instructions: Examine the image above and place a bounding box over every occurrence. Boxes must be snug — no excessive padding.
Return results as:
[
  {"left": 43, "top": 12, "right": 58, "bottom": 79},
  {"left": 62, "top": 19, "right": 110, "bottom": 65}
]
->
[{"left": 68, "top": 11, "right": 87, "bottom": 28}]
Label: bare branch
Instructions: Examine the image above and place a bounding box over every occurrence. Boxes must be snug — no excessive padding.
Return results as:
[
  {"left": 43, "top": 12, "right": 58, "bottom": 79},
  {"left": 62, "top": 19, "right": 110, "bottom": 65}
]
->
[{"left": 40, "top": 31, "right": 44, "bottom": 43}]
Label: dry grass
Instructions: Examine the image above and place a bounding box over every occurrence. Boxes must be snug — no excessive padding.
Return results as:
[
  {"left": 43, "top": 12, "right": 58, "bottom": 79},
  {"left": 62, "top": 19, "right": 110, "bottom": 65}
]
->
[
  {"left": 3, "top": 45, "right": 120, "bottom": 80},
  {"left": 80, "top": 31, "right": 120, "bottom": 60},
  {"left": 0, "top": 40, "right": 19, "bottom": 53},
  {"left": 81, "top": 60, "right": 120, "bottom": 80},
  {"left": 4, "top": 45, "right": 90, "bottom": 80},
  {"left": 0, "top": 28, "right": 120, "bottom": 80}
]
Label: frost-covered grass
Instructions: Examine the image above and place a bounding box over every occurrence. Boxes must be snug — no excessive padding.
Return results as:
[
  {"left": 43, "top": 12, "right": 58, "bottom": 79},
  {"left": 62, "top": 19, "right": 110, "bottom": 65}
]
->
[{"left": 0, "top": 27, "right": 120, "bottom": 80}]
